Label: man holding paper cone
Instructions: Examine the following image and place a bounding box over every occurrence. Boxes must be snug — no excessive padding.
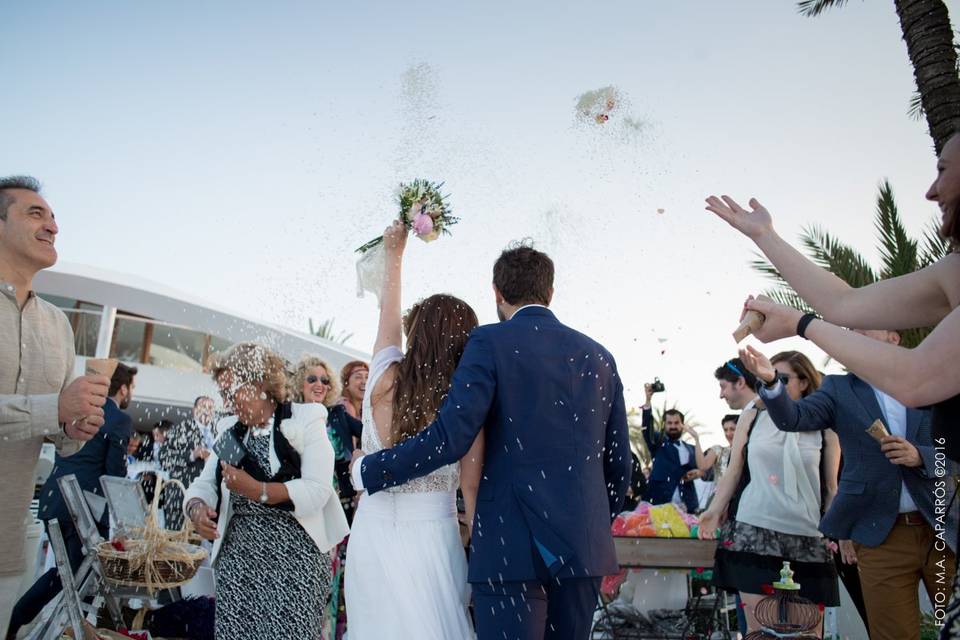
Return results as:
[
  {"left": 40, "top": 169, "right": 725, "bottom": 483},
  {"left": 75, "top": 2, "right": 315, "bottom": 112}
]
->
[
  {"left": 0, "top": 177, "right": 110, "bottom": 637},
  {"left": 740, "top": 331, "right": 957, "bottom": 640}
]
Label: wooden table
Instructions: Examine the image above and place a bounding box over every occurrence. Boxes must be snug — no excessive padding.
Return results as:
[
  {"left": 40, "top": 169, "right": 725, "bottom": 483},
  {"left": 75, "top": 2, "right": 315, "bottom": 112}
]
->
[
  {"left": 593, "top": 537, "right": 731, "bottom": 639},
  {"left": 614, "top": 536, "right": 716, "bottom": 569}
]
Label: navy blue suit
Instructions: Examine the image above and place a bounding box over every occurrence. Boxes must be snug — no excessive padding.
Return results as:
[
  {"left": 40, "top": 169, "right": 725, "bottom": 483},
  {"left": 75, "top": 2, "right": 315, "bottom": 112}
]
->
[
  {"left": 760, "top": 374, "right": 957, "bottom": 550},
  {"left": 359, "top": 307, "right": 631, "bottom": 640},
  {"left": 39, "top": 397, "right": 132, "bottom": 528},
  {"left": 9, "top": 398, "right": 132, "bottom": 637},
  {"left": 640, "top": 407, "right": 699, "bottom": 513}
]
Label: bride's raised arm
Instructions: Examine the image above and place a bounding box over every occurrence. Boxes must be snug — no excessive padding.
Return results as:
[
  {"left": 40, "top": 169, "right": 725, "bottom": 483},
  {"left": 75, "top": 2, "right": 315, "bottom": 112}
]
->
[{"left": 373, "top": 220, "right": 408, "bottom": 355}]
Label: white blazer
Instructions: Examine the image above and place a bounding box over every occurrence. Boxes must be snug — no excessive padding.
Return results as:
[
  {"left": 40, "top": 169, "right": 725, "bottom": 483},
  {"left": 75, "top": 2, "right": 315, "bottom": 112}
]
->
[{"left": 183, "top": 402, "right": 350, "bottom": 562}]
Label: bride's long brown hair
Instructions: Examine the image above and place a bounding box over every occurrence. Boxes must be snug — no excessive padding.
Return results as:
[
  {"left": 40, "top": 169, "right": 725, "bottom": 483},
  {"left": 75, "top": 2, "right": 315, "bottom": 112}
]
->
[{"left": 391, "top": 294, "right": 479, "bottom": 443}]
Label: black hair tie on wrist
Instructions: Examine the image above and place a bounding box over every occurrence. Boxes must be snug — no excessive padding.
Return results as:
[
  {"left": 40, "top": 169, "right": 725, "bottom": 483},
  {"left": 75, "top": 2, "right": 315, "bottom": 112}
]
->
[{"left": 797, "top": 313, "right": 819, "bottom": 339}]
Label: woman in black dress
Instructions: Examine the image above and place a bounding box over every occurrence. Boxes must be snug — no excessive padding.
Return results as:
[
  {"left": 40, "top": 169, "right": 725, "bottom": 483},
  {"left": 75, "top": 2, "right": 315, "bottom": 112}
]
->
[{"left": 184, "top": 343, "right": 350, "bottom": 640}]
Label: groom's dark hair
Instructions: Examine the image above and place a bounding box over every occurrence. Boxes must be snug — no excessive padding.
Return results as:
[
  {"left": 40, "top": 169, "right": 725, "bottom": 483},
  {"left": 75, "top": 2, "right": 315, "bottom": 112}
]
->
[{"left": 493, "top": 241, "right": 554, "bottom": 306}]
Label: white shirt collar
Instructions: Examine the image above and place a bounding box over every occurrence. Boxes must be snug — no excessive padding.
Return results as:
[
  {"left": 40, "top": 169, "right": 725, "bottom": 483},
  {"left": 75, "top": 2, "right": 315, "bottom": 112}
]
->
[{"left": 509, "top": 304, "right": 549, "bottom": 320}]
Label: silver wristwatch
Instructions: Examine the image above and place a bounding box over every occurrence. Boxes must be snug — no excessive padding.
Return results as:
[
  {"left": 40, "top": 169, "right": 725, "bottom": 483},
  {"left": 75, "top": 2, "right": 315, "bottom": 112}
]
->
[{"left": 259, "top": 482, "right": 269, "bottom": 504}]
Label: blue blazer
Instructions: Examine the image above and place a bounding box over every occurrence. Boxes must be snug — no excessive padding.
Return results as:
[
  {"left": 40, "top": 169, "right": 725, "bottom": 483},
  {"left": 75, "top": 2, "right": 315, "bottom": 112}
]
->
[
  {"left": 359, "top": 307, "right": 632, "bottom": 583},
  {"left": 761, "top": 374, "right": 958, "bottom": 551},
  {"left": 40, "top": 398, "right": 132, "bottom": 529},
  {"left": 640, "top": 408, "right": 699, "bottom": 513}
]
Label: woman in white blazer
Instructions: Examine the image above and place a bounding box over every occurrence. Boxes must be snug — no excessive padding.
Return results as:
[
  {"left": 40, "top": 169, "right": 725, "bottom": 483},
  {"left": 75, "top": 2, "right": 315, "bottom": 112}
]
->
[{"left": 183, "top": 342, "right": 349, "bottom": 640}]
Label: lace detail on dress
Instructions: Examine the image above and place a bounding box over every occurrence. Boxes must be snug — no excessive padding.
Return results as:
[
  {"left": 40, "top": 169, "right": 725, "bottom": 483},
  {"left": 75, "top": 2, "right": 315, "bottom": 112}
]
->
[{"left": 362, "top": 347, "right": 460, "bottom": 494}]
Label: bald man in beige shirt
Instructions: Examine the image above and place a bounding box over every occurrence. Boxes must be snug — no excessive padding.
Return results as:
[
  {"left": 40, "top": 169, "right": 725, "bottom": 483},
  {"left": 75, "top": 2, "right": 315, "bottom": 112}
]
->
[{"left": 0, "top": 176, "right": 110, "bottom": 637}]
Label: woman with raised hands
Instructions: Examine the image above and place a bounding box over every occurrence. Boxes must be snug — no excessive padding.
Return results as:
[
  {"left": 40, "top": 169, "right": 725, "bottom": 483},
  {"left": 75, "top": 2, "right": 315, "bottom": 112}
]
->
[
  {"left": 706, "top": 130, "right": 960, "bottom": 638},
  {"left": 704, "top": 133, "right": 960, "bottom": 453}
]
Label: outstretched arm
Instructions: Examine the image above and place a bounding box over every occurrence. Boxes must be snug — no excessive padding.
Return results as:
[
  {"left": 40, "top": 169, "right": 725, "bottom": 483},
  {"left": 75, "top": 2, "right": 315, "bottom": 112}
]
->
[
  {"left": 373, "top": 220, "right": 408, "bottom": 355},
  {"left": 358, "top": 330, "right": 496, "bottom": 494},
  {"left": 706, "top": 196, "right": 955, "bottom": 330},
  {"left": 741, "top": 298, "right": 960, "bottom": 408},
  {"left": 684, "top": 425, "right": 717, "bottom": 472},
  {"left": 698, "top": 408, "right": 754, "bottom": 539},
  {"left": 740, "top": 344, "right": 839, "bottom": 432},
  {"left": 640, "top": 385, "right": 660, "bottom": 457}
]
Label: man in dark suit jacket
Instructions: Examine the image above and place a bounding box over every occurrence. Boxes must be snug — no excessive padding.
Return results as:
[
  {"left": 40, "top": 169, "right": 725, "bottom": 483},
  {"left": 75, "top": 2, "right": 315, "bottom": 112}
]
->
[
  {"left": 751, "top": 330, "right": 957, "bottom": 640},
  {"left": 159, "top": 396, "right": 216, "bottom": 530},
  {"left": 352, "top": 244, "right": 631, "bottom": 640},
  {"left": 640, "top": 384, "right": 701, "bottom": 513},
  {"left": 7, "top": 363, "right": 137, "bottom": 639}
]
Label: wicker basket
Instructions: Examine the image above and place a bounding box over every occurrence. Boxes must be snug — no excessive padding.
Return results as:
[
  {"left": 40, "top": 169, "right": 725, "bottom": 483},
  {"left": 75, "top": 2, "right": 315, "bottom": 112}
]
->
[{"left": 97, "top": 477, "right": 207, "bottom": 591}]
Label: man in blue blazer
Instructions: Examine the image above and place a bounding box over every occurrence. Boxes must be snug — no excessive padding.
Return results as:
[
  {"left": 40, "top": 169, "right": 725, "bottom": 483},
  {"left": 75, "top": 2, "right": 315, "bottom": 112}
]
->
[
  {"left": 352, "top": 244, "right": 631, "bottom": 640},
  {"left": 746, "top": 331, "right": 957, "bottom": 640},
  {"left": 7, "top": 363, "right": 137, "bottom": 639},
  {"left": 640, "top": 385, "right": 700, "bottom": 513}
]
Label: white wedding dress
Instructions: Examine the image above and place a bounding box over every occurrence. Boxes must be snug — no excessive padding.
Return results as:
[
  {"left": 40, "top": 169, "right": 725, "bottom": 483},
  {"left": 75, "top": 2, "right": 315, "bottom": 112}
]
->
[{"left": 345, "top": 346, "right": 474, "bottom": 639}]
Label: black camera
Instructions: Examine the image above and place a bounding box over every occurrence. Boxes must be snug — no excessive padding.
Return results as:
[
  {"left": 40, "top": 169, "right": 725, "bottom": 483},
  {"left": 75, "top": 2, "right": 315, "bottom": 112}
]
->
[{"left": 648, "top": 377, "right": 665, "bottom": 393}]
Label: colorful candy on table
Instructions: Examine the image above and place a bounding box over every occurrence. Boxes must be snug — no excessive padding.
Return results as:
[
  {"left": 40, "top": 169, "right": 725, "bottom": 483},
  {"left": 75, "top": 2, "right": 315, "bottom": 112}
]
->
[{"left": 611, "top": 502, "right": 700, "bottom": 539}]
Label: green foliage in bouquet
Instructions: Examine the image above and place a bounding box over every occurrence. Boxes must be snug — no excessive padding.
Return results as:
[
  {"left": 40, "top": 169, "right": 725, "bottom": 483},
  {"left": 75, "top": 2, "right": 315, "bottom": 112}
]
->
[{"left": 355, "top": 179, "right": 459, "bottom": 254}]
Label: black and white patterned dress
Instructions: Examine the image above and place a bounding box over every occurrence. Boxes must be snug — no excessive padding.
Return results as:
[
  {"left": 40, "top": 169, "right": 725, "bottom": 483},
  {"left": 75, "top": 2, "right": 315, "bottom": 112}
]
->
[{"left": 215, "top": 431, "right": 333, "bottom": 640}]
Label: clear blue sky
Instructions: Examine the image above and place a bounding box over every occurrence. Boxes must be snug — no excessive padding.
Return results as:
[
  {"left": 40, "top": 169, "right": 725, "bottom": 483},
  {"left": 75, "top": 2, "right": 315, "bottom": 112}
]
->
[{"left": 1, "top": 0, "right": 944, "bottom": 444}]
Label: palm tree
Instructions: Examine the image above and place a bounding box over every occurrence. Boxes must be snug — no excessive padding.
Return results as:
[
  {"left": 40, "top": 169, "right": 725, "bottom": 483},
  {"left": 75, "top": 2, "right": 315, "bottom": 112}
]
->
[
  {"left": 751, "top": 179, "right": 949, "bottom": 347},
  {"left": 308, "top": 317, "right": 353, "bottom": 345},
  {"left": 797, "top": 0, "right": 960, "bottom": 154}
]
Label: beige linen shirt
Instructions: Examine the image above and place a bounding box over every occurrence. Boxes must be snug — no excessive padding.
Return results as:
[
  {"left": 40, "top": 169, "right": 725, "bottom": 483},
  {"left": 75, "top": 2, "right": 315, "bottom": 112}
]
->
[{"left": 0, "top": 281, "right": 75, "bottom": 575}]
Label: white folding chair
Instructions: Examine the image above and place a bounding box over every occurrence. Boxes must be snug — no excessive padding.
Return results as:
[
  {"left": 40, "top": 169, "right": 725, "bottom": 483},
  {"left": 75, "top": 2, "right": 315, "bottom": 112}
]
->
[{"left": 24, "top": 475, "right": 178, "bottom": 639}]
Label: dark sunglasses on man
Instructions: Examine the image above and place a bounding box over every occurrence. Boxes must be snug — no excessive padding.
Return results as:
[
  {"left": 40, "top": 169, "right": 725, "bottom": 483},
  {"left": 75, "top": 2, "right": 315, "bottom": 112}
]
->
[{"left": 306, "top": 374, "right": 331, "bottom": 386}]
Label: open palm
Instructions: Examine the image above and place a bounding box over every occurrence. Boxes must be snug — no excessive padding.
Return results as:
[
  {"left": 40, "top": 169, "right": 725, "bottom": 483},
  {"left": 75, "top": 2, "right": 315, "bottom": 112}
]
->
[{"left": 705, "top": 195, "right": 774, "bottom": 241}]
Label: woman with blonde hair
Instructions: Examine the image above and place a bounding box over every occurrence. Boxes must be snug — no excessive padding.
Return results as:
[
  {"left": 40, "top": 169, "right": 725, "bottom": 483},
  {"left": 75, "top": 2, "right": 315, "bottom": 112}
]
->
[
  {"left": 291, "top": 356, "right": 340, "bottom": 407},
  {"left": 184, "top": 342, "right": 349, "bottom": 640},
  {"left": 291, "top": 355, "right": 362, "bottom": 639}
]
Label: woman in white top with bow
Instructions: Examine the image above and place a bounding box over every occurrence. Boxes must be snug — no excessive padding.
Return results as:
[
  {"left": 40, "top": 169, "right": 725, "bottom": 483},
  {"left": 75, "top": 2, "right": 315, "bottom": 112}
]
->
[{"left": 700, "top": 355, "right": 840, "bottom": 637}]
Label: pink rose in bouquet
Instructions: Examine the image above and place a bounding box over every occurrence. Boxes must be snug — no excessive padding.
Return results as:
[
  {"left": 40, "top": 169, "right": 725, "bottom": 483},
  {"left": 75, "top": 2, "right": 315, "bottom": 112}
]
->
[
  {"left": 355, "top": 179, "right": 459, "bottom": 254},
  {"left": 412, "top": 212, "right": 434, "bottom": 237}
]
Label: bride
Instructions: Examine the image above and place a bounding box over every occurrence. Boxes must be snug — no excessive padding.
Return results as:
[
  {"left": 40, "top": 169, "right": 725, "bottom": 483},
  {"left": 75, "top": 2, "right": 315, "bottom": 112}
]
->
[{"left": 345, "top": 220, "right": 483, "bottom": 639}]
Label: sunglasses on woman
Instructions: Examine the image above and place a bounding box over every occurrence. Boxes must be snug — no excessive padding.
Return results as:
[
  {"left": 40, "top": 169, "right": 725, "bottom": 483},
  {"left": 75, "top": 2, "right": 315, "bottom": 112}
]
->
[{"left": 306, "top": 374, "right": 331, "bottom": 385}]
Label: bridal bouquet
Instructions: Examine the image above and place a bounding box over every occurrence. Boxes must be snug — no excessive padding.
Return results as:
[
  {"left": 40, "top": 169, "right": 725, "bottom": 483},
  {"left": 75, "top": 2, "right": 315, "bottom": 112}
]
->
[
  {"left": 355, "top": 179, "right": 458, "bottom": 254},
  {"left": 355, "top": 179, "right": 459, "bottom": 300}
]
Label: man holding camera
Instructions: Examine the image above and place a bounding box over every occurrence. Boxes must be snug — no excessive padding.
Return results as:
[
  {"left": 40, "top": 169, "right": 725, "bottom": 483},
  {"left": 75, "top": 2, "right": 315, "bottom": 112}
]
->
[{"left": 640, "top": 381, "right": 701, "bottom": 513}]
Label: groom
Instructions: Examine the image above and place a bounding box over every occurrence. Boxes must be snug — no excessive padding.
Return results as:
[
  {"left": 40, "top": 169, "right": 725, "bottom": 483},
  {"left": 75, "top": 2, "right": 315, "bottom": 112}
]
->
[{"left": 351, "top": 243, "right": 631, "bottom": 640}]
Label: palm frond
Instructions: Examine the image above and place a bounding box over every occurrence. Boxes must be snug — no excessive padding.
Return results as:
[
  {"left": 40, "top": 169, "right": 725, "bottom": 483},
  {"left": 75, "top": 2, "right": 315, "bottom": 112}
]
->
[
  {"left": 919, "top": 216, "right": 951, "bottom": 267},
  {"left": 797, "top": 0, "right": 850, "bottom": 17},
  {"left": 749, "top": 253, "right": 792, "bottom": 287},
  {"left": 308, "top": 317, "right": 353, "bottom": 345},
  {"left": 908, "top": 91, "right": 925, "bottom": 121},
  {"left": 749, "top": 253, "right": 816, "bottom": 311},
  {"left": 874, "top": 180, "right": 919, "bottom": 278},
  {"left": 800, "top": 225, "right": 878, "bottom": 287},
  {"left": 762, "top": 287, "right": 816, "bottom": 314},
  {"left": 899, "top": 327, "right": 935, "bottom": 350}
]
